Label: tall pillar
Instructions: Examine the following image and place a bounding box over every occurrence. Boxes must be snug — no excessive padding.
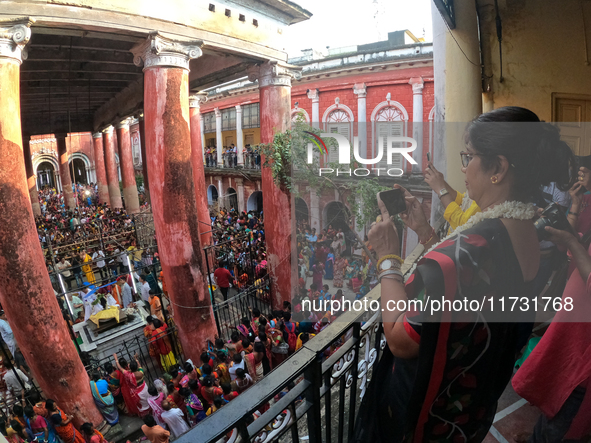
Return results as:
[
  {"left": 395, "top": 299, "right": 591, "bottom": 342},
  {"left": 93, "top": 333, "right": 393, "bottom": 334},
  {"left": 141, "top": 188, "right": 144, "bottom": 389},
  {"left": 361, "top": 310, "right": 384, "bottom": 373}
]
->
[
  {"left": 139, "top": 116, "right": 150, "bottom": 204},
  {"left": 200, "top": 118, "right": 205, "bottom": 164},
  {"left": 92, "top": 132, "right": 110, "bottom": 206},
  {"left": 248, "top": 61, "right": 301, "bottom": 308},
  {"left": 409, "top": 77, "right": 424, "bottom": 174},
  {"left": 116, "top": 119, "right": 140, "bottom": 214},
  {"left": 307, "top": 88, "right": 320, "bottom": 129},
  {"left": 235, "top": 104, "right": 244, "bottom": 165},
  {"left": 189, "top": 92, "right": 213, "bottom": 246},
  {"left": 56, "top": 135, "right": 76, "bottom": 210},
  {"left": 131, "top": 33, "right": 217, "bottom": 365},
  {"left": 23, "top": 139, "right": 41, "bottom": 216},
  {"left": 214, "top": 108, "right": 222, "bottom": 166},
  {"left": 103, "top": 126, "right": 123, "bottom": 208},
  {"left": 0, "top": 19, "right": 103, "bottom": 427},
  {"left": 216, "top": 176, "right": 224, "bottom": 209},
  {"left": 235, "top": 178, "right": 245, "bottom": 213},
  {"left": 353, "top": 83, "right": 367, "bottom": 158}
]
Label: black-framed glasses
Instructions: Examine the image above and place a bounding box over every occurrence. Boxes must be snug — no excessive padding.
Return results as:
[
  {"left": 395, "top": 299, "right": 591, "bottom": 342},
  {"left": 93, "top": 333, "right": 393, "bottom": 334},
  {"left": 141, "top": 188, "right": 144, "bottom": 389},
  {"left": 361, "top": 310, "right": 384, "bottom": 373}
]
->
[{"left": 460, "top": 151, "right": 486, "bottom": 168}]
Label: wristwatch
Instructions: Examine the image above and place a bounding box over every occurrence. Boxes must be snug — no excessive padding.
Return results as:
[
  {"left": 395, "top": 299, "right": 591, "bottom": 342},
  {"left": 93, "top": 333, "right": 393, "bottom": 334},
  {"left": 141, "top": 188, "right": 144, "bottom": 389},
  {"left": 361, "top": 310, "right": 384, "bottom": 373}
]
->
[
  {"left": 380, "top": 259, "right": 396, "bottom": 272},
  {"left": 438, "top": 188, "right": 449, "bottom": 198}
]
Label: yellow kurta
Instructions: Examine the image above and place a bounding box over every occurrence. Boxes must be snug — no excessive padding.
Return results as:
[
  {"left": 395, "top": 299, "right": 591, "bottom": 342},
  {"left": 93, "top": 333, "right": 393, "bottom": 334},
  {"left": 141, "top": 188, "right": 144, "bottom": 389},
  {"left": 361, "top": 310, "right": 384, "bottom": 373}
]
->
[{"left": 82, "top": 254, "right": 96, "bottom": 284}]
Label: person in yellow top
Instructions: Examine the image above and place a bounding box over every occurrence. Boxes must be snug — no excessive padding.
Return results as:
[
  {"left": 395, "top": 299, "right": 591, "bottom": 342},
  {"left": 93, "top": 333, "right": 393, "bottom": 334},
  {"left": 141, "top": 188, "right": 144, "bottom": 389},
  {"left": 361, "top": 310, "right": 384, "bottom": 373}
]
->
[
  {"left": 80, "top": 250, "right": 96, "bottom": 284},
  {"left": 423, "top": 161, "right": 481, "bottom": 231},
  {"left": 127, "top": 240, "right": 143, "bottom": 269}
]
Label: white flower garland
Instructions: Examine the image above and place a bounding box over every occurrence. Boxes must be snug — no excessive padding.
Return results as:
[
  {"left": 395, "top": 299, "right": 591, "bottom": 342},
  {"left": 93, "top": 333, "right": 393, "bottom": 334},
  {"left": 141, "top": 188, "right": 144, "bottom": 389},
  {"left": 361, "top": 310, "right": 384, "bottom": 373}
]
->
[{"left": 405, "top": 200, "right": 536, "bottom": 280}]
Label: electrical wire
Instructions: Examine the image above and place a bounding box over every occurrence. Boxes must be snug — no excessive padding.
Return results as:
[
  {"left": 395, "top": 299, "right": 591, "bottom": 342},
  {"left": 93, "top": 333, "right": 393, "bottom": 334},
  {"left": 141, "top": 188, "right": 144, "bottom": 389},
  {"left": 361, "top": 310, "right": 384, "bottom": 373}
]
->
[{"left": 441, "top": 11, "right": 482, "bottom": 68}]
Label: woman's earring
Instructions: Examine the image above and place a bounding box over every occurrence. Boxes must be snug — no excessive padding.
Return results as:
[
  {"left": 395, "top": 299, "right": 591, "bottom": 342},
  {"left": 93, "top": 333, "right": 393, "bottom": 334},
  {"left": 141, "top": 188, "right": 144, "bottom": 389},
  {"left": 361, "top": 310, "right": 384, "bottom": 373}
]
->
[{"left": 491, "top": 176, "right": 499, "bottom": 184}]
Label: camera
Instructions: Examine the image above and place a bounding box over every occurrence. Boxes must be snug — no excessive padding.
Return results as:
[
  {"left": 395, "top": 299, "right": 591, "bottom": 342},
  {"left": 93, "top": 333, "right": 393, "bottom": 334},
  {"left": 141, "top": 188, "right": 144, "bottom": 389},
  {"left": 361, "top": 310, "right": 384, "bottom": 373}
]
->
[{"left": 534, "top": 202, "right": 570, "bottom": 241}]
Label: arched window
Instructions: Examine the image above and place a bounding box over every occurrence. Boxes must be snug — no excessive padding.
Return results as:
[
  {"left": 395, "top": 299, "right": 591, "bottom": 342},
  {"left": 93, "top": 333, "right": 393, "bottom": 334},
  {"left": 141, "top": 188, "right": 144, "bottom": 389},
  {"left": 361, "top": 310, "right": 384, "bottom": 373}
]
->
[
  {"left": 371, "top": 100, "right": 409, "bottom": 170},
  {"left": 291, "top": 107, "right": 310, "bottom": 123},
  {"left": 323, "top": 101, "right": 354, "bottom": 163}
]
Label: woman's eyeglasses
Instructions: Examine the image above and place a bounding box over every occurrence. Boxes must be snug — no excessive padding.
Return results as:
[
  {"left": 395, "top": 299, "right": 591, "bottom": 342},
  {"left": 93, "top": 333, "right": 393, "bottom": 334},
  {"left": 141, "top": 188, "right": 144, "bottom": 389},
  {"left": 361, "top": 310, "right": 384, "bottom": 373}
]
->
[{"left": 460, "top": 151, "right": 485, "bottom": 168}]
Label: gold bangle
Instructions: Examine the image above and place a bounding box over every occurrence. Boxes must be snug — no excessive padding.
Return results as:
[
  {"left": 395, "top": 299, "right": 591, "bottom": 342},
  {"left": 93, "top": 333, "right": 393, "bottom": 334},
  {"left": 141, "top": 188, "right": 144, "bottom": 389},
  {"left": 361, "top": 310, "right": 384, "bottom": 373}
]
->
[{"left": 377, "top": 254, "right": 404, "bottom": 269}]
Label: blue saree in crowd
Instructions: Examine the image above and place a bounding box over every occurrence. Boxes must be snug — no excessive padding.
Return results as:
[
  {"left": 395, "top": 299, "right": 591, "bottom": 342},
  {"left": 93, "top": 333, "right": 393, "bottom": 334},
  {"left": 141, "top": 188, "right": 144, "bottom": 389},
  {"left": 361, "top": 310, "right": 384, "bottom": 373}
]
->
[
  {"left": 90, "top": 378, "right": 119, "bottom": 425},
  {"left": 324, "top": 252, "right": 334, "bottom": 280}
]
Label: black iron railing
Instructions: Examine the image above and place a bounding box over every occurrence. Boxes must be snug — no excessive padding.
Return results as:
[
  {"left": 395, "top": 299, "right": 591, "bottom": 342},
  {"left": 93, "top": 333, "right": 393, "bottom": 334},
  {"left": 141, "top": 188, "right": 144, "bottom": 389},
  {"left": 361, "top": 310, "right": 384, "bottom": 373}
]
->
[{"left": 176, "top": 287, "right": 383, "bottom": 443}]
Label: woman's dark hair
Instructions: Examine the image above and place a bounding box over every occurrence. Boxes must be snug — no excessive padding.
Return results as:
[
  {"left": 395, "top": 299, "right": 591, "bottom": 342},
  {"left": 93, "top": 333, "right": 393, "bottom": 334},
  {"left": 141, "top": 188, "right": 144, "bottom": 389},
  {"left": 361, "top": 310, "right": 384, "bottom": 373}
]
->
[
  {"left": 118, "top": 358, "right": 128, "bottom": 369},
  {"left": 213, "top": 396, "right": 223, "bottom": 408},
  {"left": 9, "top": 420, "right": 24, "bottom": 436},
  {"left": 241, "top": 317, "right": 250, "bottom": 327},
  {"left": 258, "top": 317, "right": 267, "bottom": 327},
  {"left": 252, "top": 307, "right": 260, "bottom": 317},
  {"left": 152, "top": 319, "right": 163, "bottom": 329},
  {"left": 103, "top": 362, "right": 114, "bottom": 373},
  {"left": 221, "top": 383, "right": 232, "bottom": 395},
  {"left": 232, "top": 353, "right": 242, "bottom": 364},
  {"left": 130, "top": 361, "right": 139, "bottom": 372},
  {"left": 81, "top": 423, "right": 94, "bottom": 436},
  {"left": 230, "top": 332, "right": 240, "bottom": 343},
  {"left": 91, "top": 371, "right": 101, "bottom": 382},
  {"left": 188, "top": 379, "right": 199, "bottom": 391},
  {"left": 148, "top": 385, "right": 157, "bottom": 396},
  {"left": 178, "top": 387, "right": 191, "bottom": 398},
  {"left": 169, "top": 369, "right": 179, "bottom": 379},
  {"left": 202, "top": 364, "right": 212, "bottom": 376},
  {"left": 12, "top": 405, "right": 23, "bottom": 417},
  {"left": 465, "top": 106, "right": 576, "bottom": 201},
  {"left": 202, "top": 376, "right": 214, "bottom": 388},
  {"left": 45, "top": 399, "right": 56, "bottom": 411},
  {"left": 215, "top": 338, "right": 224, "bottom": 349},
  {"left": 200, "top": 352, "right": 210, "bottom": 364},
  {"left": 258, "top": 332, "right": 268, "bottom": 343},
  {"left": 146, "top": 315, "right": 154, "bottom": 324},
  {"left": 242, "top": 338, "right": 251, "bottom": 348},
  {"left": 166, "top": 382, "right": 175, "bottom": 394},
  {"left": 282, "top": 311, "right": 291, "bottom": 322},
  {"left": 253, "top": 341, "right": 265, "bottom": 354},
  {"left": 184, "top": 362, "right": 193, "bottom": 373},
  {"left": 235, "top": 368, "right": 246, "bottom": 379},
  {"left": 216, "top": 350, "right": 226, "bottom": 362},
  {"left": 23, "top": 405, "right": 35, "bottom": 419},
  {"left": 258, "top": 324, "right": 266, "bottom": 335}
]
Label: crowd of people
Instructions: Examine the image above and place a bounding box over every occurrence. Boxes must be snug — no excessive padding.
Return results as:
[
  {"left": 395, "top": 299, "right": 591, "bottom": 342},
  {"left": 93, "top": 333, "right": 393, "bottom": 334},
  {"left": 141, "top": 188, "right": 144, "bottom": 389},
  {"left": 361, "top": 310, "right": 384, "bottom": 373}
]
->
[{"left": 203, "top": 145, "right": 260, "bottom": 169}]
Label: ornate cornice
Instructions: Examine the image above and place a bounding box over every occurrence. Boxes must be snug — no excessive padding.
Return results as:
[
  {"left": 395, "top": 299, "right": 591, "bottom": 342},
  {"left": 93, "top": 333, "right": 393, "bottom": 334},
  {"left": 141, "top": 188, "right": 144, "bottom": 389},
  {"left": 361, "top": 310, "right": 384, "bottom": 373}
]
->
[
  {"left": 30, "top": 137, "right": 56, "bottom": 145},
  {"left": 131, "top": 32, "right": 203, "bottom": 71},
  {"left": 409, "top": 77, "right": 425, "bottom": 94},
  {"left": 247, "top": 61, "right": 302, "bottom": 88},
  {"left": 189, "top": 92, "right": 208, "bottom": 109},
  {"left": 0, "top": 18, "right": 34, "bottom": 65}
]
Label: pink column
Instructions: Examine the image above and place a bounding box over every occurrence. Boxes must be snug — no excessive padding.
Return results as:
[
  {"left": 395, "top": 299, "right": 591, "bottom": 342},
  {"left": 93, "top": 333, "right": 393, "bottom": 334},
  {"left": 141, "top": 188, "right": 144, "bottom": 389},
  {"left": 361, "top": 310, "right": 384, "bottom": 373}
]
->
[
  {"left": 248, "top": 61, "right": 301, "bottom": 309},
  {"left": 189, "top": 93, "right": 212, "bottom": 246},
  {"left": 139, "top": 116, "right": 150, "bottom": 204},
  {"left": 23, "top": 138, "right": 41, "bottom": 216},
  {"left": 131, "top": 34, "right": 217, "bottom": 365},
  {"left": 103, "top": 126, "right": 123, "bottom": 208},
  {"left": 92, "top": 132, "right": 110, "bottom": 206},
  {"left": 116, "top": 119, "right": 140, "bottom": 213},
  {"left": 56, "top": 135, "right": 76, "bottom": 210},
  {"left": 0, "top": 20, "right": 103, "bottom": 427}
]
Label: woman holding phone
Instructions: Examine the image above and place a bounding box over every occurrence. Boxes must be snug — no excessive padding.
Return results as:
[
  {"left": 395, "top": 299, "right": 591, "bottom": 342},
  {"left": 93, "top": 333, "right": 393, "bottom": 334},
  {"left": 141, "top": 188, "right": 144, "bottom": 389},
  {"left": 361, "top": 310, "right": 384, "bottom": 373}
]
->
[{"left": 354, "top": 107, "right": 576, "bottom": 442}]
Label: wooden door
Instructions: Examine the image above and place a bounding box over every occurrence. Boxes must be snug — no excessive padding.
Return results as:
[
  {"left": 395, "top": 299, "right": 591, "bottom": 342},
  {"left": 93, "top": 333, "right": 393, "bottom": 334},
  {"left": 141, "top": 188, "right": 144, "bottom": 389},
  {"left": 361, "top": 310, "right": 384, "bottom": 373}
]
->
[{"left": 554, "top": 96, "right": 591, "bottom": 155}]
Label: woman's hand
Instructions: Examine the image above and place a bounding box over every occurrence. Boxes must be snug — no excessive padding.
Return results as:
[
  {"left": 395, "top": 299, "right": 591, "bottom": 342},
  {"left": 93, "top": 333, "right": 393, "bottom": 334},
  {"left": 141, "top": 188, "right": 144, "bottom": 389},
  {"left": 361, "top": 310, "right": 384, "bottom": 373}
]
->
[
  {"left": 544, "top": 226, "right": 578, "bottom": 248},
  {"left": 569, "top": 181, "right": 584, "bottom": 210},
  {"left": 423, "top": 162, "right": 446, "bottom": 192},
  {"left": 368, "top": 194, "right": 400, "bottom": 259}
]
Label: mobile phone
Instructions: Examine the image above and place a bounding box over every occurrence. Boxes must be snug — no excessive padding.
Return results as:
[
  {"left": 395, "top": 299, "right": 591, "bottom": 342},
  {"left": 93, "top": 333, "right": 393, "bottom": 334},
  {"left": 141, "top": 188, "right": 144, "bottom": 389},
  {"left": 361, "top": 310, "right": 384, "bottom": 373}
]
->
[
  {"left": 427, "top": 152, "right": 431, "bottom": 162},
  {"left": 378, "top": 189, "right": 407, "bottom": 216}
]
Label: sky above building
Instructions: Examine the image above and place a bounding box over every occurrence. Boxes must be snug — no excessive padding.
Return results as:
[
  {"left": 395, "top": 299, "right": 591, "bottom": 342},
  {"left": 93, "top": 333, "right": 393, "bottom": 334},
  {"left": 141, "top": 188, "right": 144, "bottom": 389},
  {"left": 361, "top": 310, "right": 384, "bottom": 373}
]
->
[{"left": 282, "top": 0, "right": 433, "bottom": 57}]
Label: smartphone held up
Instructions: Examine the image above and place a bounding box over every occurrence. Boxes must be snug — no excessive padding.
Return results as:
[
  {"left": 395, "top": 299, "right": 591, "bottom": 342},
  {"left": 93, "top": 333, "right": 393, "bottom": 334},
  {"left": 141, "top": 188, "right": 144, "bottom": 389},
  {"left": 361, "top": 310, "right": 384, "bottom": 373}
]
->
[{"left": 378, "top": 188, "right": 407, "bottom": 217}]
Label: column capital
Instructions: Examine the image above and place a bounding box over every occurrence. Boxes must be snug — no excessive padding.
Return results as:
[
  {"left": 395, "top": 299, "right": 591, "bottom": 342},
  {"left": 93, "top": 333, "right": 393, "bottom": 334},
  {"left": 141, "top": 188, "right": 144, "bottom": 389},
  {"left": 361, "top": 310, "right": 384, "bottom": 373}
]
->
[
  {"left": 92, "top": 132, "right": 103, "bottom": 139},
  {"left": 235, "top": 177, "right": 243, "bottom": 185},
  {"left": 409, "top": 77, "right": 425, "bottom": 94},
  {"left": 247, "top": 60, "right": 301, "bottom": 88},
  {"left": 189, "top": 92, "right": 208, "bottom": 109},
  {"left": 307, "top": 88, "right": 319, "bottom": 102},
  {"left": 0, "top": 18, "right": 34, "bottom": 65},
  {"left": 102, "top": 126, "right": 115, "bottom": 134},
  {"left": 353, "top": 83, "right": 367, "bottom": 98},
  {"left": 116, "top": 118, "right": 132, "bottom": 129},
  {"left": 235, "top": 104, "right": 242, "bottom": 113},
  {"left": 214, "top": 107, "right": 221, "bottom": 118},
  {"left": 214, "top": 175, "right": 222, "bottom": 182},
  {"left": 131, "top": 32, "right": 203, "bottom": 71}
]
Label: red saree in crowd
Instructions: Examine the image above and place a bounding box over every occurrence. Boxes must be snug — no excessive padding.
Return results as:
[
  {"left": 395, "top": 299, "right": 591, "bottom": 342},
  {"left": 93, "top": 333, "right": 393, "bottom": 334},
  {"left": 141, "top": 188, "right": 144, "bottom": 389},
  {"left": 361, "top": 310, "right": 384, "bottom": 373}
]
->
[
  {"left": 120, "top": 369, "right": 141, "bottom": 416},
  {"left": 51, "top": 408, "right": 85, "bottom": 443}
]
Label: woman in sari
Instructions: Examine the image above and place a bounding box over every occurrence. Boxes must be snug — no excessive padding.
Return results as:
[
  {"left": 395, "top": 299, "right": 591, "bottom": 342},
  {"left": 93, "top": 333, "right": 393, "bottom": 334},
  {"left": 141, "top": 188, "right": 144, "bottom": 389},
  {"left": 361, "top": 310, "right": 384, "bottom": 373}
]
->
[
  {"left": 311, "top": 263, "right": 324, "bottom": 291},
  {"left": 90, "top": 372, "right": 119, "bottom": 425},
  {"left": 333, "top": 254, "right": 347, "bottom": 288},
  {"left": 143, "top": 317, "right": 161, "bottom": 370},
  {"left": 80, "top": 251, "right": 95, "bottom": 284},
  {"left": 324, "top": 248, "right": 334, "bottom": 280},
  {"left": 353, "top": 107, "right": 575, "bottom": 442},
  {"left": 151, "top": 319, "right": 176, "bottom": 371},
  {"left": 146, "top": 385, "right": 166, "bottom": 428},
  {"left": 24, "top": 405, "right": 57, "bottom": 443},
  {"left": 46, "top": 399, "right": 85, "bottom": 443},
  {"left": 103, "top": 362, "right": 126, "bottom": 413},
  {"left": 80, "top": 423, "right": 108, "bottom": 443},
  {"left": 244, "top": 342, "right": 268, "bottom": 383},
  {"left": 112, "top": 353, "right": 142, "bottom": 416}
]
